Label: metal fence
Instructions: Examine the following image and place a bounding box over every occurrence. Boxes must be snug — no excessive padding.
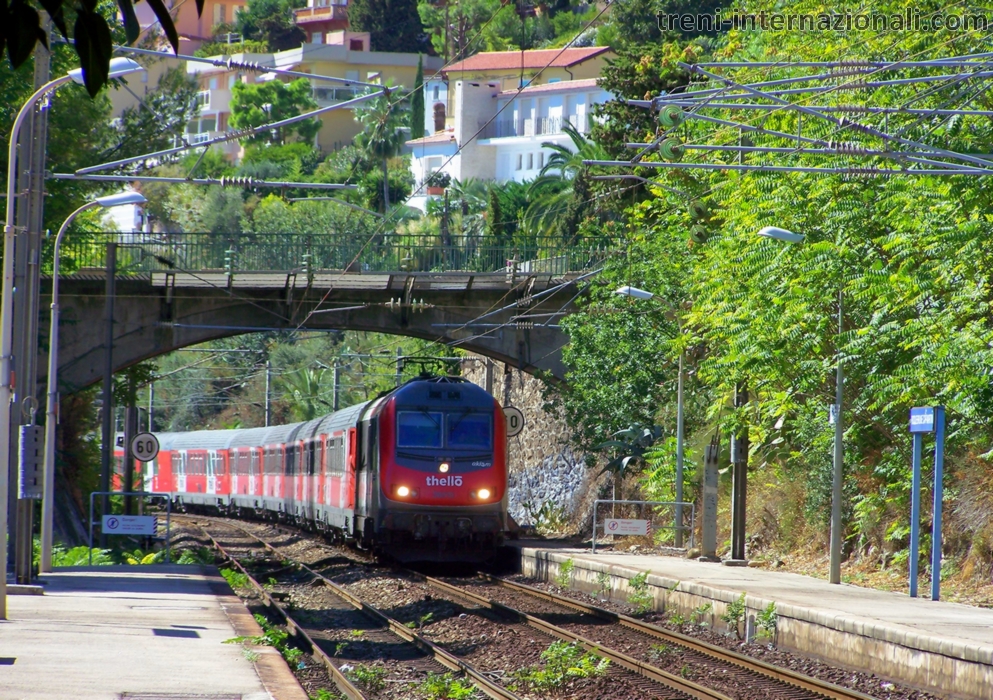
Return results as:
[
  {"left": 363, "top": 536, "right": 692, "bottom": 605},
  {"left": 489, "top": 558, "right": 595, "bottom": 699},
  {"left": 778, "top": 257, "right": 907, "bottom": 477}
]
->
[
  {"left": 592, "top": 499, "right": 696, "bottom": 553},
  {"left": 52, "top": 231, "right": 615, "bottom": 275}
]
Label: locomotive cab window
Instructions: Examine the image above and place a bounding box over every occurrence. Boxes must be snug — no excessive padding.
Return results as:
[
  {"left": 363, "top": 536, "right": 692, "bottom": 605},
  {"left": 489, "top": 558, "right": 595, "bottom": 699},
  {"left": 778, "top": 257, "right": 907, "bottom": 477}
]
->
[
  {"left": 397, "top": 411, "right": 443, "bottom": 448},
  {"left": 447, "top": 412, "right": 492, "bottom": 449}
]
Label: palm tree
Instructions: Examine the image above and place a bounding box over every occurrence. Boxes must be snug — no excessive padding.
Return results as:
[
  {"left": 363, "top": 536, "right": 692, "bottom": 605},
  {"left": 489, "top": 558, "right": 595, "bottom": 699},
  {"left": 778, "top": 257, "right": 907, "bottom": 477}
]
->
[
  {"left": 525, "top": 123, "right": 610, "bottom": 239},
  {"left": 355, "top": 87, "right": 409, "bottom": 212},
  {"left": 278, "top": 367, "right": 331, "bottom": 422}
]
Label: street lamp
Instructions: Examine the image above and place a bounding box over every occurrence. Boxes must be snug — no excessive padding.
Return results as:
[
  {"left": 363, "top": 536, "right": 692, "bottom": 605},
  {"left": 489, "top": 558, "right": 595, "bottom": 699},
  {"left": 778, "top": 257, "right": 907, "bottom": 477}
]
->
[
  {"left": 614, "top": 285, "right": 687, "bottom": 548},
  {"left": 0, "top": 56, "right": 145, "bottom": 615},
  {"left": 39, "top": 191, "right": 148, "bottom": 573},
  {"left": 758, "top": 225, "right": 845, "bottom": 585}
]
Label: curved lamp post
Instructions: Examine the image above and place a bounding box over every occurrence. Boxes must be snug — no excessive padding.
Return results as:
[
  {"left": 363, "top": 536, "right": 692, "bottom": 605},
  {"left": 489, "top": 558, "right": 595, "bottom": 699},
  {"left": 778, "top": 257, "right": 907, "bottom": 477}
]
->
[
  {"left": 39, "top": 191, "right": 148, "bottom": 573},
  {"left": 0, "top": 56, "right": 144, "bottom": 616},
  {"left": 759, "top": 225, "right": 845, "bottom": 585},
  {"left": 614, "top": 285, "right": 687, "bottom": 548}
]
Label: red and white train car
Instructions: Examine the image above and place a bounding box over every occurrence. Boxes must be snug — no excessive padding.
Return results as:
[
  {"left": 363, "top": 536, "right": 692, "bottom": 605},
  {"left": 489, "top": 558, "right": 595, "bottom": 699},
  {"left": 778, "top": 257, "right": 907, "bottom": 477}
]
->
[{"left": 116, "top": 377, "right": 508, "bottom": 562}]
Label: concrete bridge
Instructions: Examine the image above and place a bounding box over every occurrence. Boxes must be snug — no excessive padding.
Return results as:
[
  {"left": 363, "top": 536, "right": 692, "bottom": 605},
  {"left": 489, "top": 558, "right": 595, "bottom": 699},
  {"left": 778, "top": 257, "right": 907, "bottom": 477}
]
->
[{"left": 41, "top": 230, "right": 609, "bottom": 392}]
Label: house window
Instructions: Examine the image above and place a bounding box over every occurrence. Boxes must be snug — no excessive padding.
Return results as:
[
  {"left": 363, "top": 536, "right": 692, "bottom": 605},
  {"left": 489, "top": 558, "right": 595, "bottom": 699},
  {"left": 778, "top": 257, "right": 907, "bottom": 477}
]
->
[
  {"left": 538, "top": 152, "right": 544, "bottom": 169},
  {"left": 425, "top": 156, "right": 443, "bottom": 173},
  {"left": 527, "top": 153, "right": 533, "bottom": 170},
  {"left": 209, "top": 77, "right": 218, "bottom": 90},
  {"left": 432, "top": 85, "right": 440, "bottom": 101},
  {"left": 213, "top": 2, "right": 226, "bottom": 25},
  {"left": 350, "top": 39, "right": 364, "bottom": 51},
  {"left": 515, "top": 154, "right": 522, "bottom": 171}
]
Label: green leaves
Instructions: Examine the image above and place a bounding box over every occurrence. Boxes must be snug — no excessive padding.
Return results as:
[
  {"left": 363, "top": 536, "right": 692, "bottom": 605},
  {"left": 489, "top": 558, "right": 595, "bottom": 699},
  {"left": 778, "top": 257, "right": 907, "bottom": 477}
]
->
[
  {"left": 1, "top": 0, "right": 182, "bottom": 98},
  {"left": 74, "top": 8, "right": 112, "bottom": 97},
  {"left": 7, "top": 1, "right": 45, "bottom": 69}
]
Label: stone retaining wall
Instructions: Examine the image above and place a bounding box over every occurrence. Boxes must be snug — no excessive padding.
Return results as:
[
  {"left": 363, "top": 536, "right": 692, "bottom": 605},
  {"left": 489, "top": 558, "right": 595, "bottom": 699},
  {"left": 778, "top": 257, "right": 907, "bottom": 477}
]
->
[{"left": 461, "top": 357, "right": 591, "bottom": 527}]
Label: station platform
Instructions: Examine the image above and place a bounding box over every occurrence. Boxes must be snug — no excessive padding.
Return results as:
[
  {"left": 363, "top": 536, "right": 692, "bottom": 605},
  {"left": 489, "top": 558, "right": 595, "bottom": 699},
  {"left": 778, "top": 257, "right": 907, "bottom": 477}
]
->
[
  {"left": 0, "top": 565, "right": 307, "bottom": 700},
  {"left": 507, "top": 541, "right": 993, "bottom": 700}
]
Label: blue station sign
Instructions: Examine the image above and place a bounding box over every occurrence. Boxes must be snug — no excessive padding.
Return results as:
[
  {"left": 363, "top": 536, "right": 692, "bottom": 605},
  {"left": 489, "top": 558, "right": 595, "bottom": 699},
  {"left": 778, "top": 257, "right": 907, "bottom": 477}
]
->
[{"left": 909, "top": 406, "right": 935, "bottom": 433}]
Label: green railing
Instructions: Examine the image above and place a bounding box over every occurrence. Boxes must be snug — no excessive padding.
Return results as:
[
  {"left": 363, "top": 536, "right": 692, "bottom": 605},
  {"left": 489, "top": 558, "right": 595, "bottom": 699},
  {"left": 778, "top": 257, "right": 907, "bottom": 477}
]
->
[{"left": 52, "top": 232, "right": 615, "bottom": 276}]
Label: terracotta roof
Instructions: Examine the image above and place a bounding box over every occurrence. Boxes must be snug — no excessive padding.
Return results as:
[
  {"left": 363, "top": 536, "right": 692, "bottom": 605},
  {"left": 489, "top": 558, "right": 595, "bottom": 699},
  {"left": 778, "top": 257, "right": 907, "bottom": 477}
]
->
[
  {"left": 406, "top": 132, "right": 457, "bottom": 146},
  {"left": 442, "top": 47, "right": 612, "bottom": 75},
  {"left": 498, "top": 77, "right": 600, "bottom": 97}
]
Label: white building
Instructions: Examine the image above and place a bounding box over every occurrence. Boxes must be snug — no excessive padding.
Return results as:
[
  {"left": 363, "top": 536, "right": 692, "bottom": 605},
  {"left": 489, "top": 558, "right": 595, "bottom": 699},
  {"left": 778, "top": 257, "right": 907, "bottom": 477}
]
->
[{"left": 405, "top": 77, "right": 609, "bottom": 211}]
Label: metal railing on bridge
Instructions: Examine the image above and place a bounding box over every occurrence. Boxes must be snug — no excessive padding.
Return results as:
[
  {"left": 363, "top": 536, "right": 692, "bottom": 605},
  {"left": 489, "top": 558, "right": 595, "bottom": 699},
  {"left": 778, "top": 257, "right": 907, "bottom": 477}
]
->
[{"left": 52, "top": 231, "right": 615, "bottom": 276}]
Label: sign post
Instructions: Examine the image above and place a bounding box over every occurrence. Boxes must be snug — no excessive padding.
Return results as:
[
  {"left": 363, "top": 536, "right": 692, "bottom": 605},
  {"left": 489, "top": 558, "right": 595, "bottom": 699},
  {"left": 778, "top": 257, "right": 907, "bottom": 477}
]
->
[
  {"left": 503, "top": 407, "right": 524, "bottom": 437},
  {"left": 908, "top": 406, "right": 945, "bottom": 600}
]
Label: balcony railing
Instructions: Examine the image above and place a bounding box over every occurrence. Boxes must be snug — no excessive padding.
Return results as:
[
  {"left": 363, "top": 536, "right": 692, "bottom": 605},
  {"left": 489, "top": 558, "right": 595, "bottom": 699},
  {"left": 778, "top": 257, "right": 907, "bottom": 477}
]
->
[
  {"left": 480, "top": 116, "right": 587, "bottom": 140},
  {"left": 51, "top": 231, "right": 616, "bottom": 275},
  {"left": 312, "top": 86, "right": 363, "bottom": 103},
  {"left": 294, "top": 4, "right": 348, "bottom": 22}
]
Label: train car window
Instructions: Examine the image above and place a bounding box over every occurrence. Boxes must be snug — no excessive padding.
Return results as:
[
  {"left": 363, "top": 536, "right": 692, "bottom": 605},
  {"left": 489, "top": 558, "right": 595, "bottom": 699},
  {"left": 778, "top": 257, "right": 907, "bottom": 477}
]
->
[
  {"left": 397, "top": 411, "right": 443, "bottom": 448},
  {"left": 447, "top": 412, "right": 492, "bottom": 449}
]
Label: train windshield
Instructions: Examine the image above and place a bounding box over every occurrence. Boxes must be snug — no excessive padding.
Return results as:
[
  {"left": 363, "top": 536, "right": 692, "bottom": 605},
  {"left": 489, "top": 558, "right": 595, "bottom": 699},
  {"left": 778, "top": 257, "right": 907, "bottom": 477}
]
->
[
  {"left": 447, "top": 412, "right": 492, "bottom": 449},
  {"left": 397, "top": 411, "right": 443, "bottom": 448}
]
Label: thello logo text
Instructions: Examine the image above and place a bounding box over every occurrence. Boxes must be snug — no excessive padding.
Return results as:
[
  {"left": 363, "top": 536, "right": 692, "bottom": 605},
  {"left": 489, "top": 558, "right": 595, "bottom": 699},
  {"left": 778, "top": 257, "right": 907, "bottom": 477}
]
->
[{"left": 426, "top": 475, "right": 463, "bottom": 486}]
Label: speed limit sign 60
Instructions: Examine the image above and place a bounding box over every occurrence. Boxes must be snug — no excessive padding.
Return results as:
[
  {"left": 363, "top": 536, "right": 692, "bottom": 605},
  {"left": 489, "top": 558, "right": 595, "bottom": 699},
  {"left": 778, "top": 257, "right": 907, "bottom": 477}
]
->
[
  {"left": 130, "top": 433, "right": 160, "bottom": 462},
  {"left": 503, "top": 406, "right": 525, "bottom": 437}
]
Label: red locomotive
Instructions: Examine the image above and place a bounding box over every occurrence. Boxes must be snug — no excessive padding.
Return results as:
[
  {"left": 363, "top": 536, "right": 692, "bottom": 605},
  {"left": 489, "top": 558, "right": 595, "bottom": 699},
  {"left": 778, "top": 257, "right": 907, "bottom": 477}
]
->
[{"left": 116, "top": 376, "right": 509, "bottom": 562}]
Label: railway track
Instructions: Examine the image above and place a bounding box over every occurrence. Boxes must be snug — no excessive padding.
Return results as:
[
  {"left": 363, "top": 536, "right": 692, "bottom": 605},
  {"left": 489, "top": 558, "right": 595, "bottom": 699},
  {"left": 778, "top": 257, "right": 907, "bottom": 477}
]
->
[
  {"left": 422, "top": 575, "right": 880, "bottom": 700},
  {"left": 188, "top": 516, "right": 886, "bottom": 700},
  {"left": 197, "top": 518, "right": 522, "bottom": 700},
  {"left": 199, "top": 517, "right": 731, "bottom": 699}
]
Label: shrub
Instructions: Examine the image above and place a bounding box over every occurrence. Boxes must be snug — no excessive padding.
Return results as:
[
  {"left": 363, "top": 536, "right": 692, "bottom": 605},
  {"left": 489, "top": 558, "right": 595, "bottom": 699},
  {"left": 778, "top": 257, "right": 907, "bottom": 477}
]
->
[
  {"left": 720, "top": 593, "right": 747, "bottom": 639},
  {"left": 511, "top": 641, "right": 609, "bottom": 691},
  {"left": 417, "top": 672, "right": 478, "bottom": 699},
  {"left": 346, "top": 664, "right": 387, "bottom": 692},
  {"left": 756, "top": 602, "right": 777, "bottom": 641},
  {"left": 627, "top": 571, "right": 654, "bottom": 615},
  {"left": 554, "top": 558, "right": 575, "bottom": 587}
]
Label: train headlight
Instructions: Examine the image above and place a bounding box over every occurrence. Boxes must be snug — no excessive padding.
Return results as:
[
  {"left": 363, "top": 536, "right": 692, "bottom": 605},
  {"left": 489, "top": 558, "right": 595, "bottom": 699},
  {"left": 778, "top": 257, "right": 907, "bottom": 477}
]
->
[
  {"left": 439, "top": 462, "right": 450, "bottom": 473},
  {"left": 477, "top": 488, "right": 491, "bottom": 500},
  {"left": 396, "top": 485, "right": 410, "bottom": 497}
]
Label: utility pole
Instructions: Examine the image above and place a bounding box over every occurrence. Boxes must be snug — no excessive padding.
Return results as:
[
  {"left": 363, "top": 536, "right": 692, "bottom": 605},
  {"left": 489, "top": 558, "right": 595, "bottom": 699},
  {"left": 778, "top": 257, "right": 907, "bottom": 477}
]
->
[
  {"left": 123, "top": 403, "right": 137, "bottom": 515},
  {"left": 11, "top": 21, "right": 52, "bottom": 584},
  {"left": 99, "top": 243, "right": 116, "bottom": 547},
  {"left": 729, "top": 382, "right": 749, "bottom": 563},
  {"left": 148, "top": 383, "right": 154, "bottom": 431},
  {"left": 395, "top": 347, "right": 403, "bottom": 386},
  {"left": 332, "top": 359, "right": 341, "bottom": 411},
  {"left": 264, "top": 361, "right": 271, "bottom": 427}
]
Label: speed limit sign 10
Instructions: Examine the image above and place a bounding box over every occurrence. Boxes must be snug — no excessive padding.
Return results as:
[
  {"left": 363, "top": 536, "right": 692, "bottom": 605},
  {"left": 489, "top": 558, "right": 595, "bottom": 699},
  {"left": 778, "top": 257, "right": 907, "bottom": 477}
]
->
[
  {"left": 130, "top": 433, "right": 160, "bottom": 462},
  {"left": 503, "top": 406, "right": 525, "bottom": 437}
]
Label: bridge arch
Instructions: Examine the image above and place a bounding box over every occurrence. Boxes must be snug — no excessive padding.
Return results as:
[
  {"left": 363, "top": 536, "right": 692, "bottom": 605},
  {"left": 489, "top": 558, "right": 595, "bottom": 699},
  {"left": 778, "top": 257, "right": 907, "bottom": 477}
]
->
[{"left": 47, "top": 271, "right": 582, "bottom": 394}]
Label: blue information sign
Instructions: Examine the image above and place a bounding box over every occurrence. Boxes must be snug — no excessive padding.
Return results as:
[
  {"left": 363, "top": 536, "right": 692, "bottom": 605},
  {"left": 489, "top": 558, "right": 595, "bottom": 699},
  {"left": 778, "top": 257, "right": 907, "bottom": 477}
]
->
[{"left": 909, "top": 407, "right": 935, "bottom": 433}]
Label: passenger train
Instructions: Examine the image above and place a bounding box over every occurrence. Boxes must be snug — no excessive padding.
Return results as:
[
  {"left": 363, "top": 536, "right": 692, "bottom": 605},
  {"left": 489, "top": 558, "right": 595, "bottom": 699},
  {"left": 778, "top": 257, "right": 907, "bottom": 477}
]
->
[{"left": 116, "top": 376, "right": 509, "bottom": 562}]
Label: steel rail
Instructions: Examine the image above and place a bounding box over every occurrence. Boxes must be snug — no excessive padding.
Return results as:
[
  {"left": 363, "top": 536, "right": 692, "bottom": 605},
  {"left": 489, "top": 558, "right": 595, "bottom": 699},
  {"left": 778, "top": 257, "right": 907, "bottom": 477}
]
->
[
  {"left": 479, "top": 574, "right": 879, "bottom": 700},
  {"left": 208, "top": 520, "right": 525, "bottom": 700},
  {"left": 200, "top": 528, "right": 369, "bottom": 700},
  {"left": 417, "top": 574, "right": 730, "bottom": 700}
]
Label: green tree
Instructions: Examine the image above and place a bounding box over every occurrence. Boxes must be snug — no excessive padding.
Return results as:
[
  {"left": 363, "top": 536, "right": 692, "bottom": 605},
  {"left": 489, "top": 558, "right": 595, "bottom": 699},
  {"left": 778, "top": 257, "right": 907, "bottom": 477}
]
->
[
  {"left": 354, "top": 89, "right": 409, "bottom": 211},
  {"left": 591, "top": 42, "right": 698, "bottom": 158},
  {"left": 349, "top": 0, "right": 426, "bottom": 53},
  {"left": 229, "top": 78, "right": 320, "bottom": 145},
  {"left": 4, "top": 0, "right": 185, "bottom": 97},
  {"left": 105, "top": 64, "right": 199, "bottom": 162},
  {"left": 410, "top": 55, "right": 425, "bottom": 141},
  {"left": 235, "top": 0, "right": 305, "bottom": 51}
]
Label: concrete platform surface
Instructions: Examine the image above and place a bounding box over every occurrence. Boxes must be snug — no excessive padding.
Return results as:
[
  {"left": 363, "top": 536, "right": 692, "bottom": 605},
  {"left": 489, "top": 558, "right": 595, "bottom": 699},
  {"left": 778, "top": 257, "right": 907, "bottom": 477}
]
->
[
  {"left": 550, "top": 545, "right": 993, "bottom": 651},
  {"left": 0, "top": 565, "right": 308, "bottom": 700}
]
